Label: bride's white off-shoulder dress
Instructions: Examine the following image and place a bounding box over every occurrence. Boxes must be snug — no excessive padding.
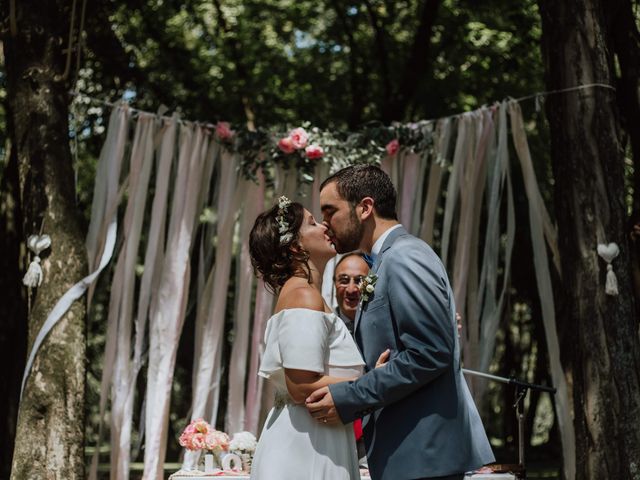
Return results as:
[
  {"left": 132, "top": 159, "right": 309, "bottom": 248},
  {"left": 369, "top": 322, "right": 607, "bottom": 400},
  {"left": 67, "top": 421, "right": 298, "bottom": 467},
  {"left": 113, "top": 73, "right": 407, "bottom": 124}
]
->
[{"left": 250, "top": 308, "right": 365, "bottom": 480}]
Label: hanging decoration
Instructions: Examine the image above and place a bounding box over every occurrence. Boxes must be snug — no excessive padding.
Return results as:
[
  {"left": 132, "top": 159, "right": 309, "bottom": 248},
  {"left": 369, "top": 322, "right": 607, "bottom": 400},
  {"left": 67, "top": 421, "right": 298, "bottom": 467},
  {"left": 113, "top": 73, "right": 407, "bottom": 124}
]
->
[
  {"left": 22, "top": 234, "right": 51, "bottom": 288},
  {"left": 597, "top": 242, "right": 620, "bottom": 296}
]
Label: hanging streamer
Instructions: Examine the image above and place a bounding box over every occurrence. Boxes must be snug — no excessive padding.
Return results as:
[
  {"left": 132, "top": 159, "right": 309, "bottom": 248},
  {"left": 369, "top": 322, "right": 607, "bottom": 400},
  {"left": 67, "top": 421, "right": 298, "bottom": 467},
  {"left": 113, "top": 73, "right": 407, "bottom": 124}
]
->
[
  {"left": 509, "top": 101, "right": 575, "bottom": 480},
  {"left": 143, "top": 123, "right": 210, "bottom": 479}
]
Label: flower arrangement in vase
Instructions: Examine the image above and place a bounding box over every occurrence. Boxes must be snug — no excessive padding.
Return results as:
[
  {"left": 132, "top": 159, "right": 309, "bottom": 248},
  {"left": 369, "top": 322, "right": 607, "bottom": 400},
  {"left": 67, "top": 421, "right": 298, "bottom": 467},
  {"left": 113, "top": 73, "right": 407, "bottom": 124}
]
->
[
  {"left": 229, "top": 431, "right": 258, "bottom": 473},
  {"left": 179, "top": 419, "right": 230, "bottom": 472}
]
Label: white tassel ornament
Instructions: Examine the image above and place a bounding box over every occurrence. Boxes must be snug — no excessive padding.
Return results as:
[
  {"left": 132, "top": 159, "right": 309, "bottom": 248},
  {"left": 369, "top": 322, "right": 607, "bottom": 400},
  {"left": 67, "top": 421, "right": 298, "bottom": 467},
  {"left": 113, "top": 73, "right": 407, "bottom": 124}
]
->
[
  {"left": 596, "top": 242, "right": 619, "bottom": 296},
  {"left": 22, "top": 234, "right": 51, "bottom": 288}
]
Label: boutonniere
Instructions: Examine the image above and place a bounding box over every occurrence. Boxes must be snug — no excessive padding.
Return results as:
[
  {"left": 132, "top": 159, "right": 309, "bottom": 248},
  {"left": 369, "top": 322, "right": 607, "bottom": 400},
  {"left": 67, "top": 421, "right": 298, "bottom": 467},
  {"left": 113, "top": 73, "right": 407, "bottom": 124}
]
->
[{"left": 359, "top": 274, "right": 378, "bottom": 303}]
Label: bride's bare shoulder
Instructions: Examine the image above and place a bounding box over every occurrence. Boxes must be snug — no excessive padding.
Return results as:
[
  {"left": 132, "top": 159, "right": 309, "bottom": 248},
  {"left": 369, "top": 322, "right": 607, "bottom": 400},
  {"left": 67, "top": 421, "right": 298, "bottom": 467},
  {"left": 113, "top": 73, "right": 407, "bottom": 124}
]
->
[{"left": 276, "top": 282, "right": 325, "bottom": 313}]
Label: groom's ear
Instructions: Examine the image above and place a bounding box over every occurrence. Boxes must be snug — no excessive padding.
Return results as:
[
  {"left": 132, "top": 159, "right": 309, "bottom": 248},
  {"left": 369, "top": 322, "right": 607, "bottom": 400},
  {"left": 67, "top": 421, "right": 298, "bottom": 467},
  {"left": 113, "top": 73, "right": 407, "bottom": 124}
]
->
[{"left": 358, "top": 197, "right": 375, "bottom": 220}]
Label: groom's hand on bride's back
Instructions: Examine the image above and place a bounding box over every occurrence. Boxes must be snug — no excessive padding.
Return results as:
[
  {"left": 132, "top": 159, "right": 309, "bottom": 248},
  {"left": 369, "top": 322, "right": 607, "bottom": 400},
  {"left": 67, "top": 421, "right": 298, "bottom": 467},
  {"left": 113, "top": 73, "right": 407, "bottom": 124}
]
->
[{"left": 306, "top": 387, "right": 341, "bottom": 425}]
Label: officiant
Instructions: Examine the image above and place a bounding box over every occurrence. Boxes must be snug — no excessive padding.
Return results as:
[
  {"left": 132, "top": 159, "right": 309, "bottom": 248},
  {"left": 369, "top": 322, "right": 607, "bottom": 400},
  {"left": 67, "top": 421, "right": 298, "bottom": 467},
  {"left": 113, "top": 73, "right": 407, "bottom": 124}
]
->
[{"left": 333, "top": 252, "right": 370, "bottom": 334}]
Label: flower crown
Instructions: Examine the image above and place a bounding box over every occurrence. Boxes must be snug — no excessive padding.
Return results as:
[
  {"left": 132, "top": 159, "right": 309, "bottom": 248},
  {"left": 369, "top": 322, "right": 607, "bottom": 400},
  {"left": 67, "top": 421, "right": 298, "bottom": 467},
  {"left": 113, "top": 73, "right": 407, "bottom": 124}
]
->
[{"left": 276, "top": 196, "right": 294, "bottom": 245}]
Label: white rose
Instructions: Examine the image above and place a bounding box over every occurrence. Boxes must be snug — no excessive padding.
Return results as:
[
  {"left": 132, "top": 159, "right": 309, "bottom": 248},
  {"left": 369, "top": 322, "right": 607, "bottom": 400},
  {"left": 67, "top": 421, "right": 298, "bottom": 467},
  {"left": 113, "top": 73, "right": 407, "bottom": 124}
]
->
[
  {"left": 229, "top": 431, "right": 257, "bottom": 452},
  {"left": 366, "top": 284, "right": 374, "bottom": 293}
]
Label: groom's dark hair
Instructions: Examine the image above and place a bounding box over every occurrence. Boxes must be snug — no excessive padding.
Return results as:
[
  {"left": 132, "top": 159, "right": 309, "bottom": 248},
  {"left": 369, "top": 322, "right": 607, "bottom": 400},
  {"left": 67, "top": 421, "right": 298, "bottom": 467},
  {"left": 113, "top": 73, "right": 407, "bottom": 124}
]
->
[{"left": 320, "top": 165, "right": 398, "bottom": 220}]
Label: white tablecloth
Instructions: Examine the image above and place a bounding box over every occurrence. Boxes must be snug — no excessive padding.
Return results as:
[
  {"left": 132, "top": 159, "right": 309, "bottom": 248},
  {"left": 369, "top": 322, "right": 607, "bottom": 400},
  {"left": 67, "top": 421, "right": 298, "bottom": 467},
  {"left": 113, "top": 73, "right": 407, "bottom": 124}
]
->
[{"left": 169, "top": 473, "right": 516, "bottom": 480}]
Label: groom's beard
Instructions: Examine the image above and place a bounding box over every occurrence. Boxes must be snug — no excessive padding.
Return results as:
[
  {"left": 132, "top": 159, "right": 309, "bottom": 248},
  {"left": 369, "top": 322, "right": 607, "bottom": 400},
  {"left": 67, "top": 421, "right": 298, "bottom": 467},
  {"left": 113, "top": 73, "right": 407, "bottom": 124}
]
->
[{"left": 334, "top": 208, "right": 364, "bottom": 253}]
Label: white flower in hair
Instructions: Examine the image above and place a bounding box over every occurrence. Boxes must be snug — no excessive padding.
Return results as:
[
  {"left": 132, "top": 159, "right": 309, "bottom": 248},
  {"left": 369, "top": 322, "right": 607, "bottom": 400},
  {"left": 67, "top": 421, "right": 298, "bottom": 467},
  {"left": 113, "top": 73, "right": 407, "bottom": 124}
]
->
[
  {"left": 278, "top": 196, "right": 291, "bottom": 210},
  {"left": 276, "top": 196, "right": 293, "bottom": 245}
]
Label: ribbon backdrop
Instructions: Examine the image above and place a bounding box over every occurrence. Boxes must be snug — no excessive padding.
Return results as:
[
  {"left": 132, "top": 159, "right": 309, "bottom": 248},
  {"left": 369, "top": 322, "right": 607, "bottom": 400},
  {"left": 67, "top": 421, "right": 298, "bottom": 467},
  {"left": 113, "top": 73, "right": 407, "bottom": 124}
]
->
[{"left": 30, "top": 100, "right": 574, "bottom": 479}]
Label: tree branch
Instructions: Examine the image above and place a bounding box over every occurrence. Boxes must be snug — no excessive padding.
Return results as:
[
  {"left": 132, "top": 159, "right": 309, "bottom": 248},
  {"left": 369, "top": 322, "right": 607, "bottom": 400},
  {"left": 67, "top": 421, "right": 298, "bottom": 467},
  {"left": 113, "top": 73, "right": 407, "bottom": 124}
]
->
[
  {"left": 385, "top": 0, "right": 440, "bottom": 121},
  {"left": 211, "top": 0, "right": 256, "bottom": 129},
  {"left": 329, "top": 0, "right": 367, "bottom": 128},
  {"left": 362, "top": 0, "right": 393, "bottom": 118}
]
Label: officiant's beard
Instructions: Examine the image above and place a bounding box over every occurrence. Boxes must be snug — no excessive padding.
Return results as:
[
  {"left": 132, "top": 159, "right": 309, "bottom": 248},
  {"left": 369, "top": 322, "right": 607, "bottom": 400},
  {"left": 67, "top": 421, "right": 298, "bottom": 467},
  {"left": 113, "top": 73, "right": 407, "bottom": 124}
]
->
[{"left": 333, "top": 207, "right": 364, "bottom": 253}]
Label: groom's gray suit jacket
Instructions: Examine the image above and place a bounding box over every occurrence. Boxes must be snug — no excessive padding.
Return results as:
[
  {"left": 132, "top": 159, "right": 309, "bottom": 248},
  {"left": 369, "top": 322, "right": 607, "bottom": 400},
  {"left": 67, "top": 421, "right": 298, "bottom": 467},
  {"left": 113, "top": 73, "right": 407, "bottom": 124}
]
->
[{"left": 329, "top": 227, "right": 494, "bottom": 480}]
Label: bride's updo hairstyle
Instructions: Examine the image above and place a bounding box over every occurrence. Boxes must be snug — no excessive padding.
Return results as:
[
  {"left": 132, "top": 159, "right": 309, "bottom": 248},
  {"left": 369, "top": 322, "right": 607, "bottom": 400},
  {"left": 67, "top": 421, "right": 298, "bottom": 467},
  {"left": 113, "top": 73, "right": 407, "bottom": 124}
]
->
[{"left": 249, "top": 197, "right": 311, "bottom": 293}]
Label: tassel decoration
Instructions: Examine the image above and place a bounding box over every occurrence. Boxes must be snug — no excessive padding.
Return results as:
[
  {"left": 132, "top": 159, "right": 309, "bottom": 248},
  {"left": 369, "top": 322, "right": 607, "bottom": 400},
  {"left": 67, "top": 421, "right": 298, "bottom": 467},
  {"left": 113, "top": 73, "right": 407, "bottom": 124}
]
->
[
  {"left": 596, "top": 242, "right": 619, "bottom": 297},
  {"left": 605, "top": 264, "right": 619, "bottom": 296},
  {"left": 22, "top": 234, "right": 51, "bottom": 288}
]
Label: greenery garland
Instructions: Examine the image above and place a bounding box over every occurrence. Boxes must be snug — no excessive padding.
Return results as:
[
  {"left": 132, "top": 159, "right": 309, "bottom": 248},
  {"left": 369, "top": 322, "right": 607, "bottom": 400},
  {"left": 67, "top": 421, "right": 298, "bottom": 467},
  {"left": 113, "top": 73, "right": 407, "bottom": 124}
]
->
[{"left": 215, "top": 120, "right": 435, "bottom": 188}]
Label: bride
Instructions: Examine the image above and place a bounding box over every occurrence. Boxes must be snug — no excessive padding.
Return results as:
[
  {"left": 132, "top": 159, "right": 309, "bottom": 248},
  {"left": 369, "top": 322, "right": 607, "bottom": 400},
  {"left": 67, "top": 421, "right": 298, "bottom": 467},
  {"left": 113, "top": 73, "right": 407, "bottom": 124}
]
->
[{"left": 248, "top": 196, "right": 388, "bottom": 480}]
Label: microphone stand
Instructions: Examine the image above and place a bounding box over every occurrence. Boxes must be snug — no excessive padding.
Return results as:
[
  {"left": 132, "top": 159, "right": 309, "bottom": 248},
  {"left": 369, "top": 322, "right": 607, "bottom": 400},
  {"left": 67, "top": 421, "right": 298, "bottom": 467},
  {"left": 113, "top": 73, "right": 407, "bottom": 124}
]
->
[{"left": 462, "top": 368, "right": 556, "bottom": 479}]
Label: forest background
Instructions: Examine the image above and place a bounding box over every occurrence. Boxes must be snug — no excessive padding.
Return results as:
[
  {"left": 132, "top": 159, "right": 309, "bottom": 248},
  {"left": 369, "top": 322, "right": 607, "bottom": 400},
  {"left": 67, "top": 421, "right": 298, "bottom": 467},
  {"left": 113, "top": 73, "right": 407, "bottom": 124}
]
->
[{"left": 0, "top": 0, "right": 639, "bottom": 479}]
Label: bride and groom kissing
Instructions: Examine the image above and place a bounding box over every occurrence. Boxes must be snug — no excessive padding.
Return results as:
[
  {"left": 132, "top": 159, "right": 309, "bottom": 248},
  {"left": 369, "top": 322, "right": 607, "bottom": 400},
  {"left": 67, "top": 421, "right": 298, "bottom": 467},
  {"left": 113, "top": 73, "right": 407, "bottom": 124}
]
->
[{"left": 248, "top": 165, "right": 494, "bottom": 480}]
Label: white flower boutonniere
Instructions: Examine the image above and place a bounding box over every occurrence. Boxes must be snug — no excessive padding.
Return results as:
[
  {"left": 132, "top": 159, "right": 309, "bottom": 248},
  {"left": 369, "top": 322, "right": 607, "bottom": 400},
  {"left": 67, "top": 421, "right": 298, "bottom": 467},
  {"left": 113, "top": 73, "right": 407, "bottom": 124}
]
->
[{"left": 359, "top": 274, "right": 378, "bottom": 303}]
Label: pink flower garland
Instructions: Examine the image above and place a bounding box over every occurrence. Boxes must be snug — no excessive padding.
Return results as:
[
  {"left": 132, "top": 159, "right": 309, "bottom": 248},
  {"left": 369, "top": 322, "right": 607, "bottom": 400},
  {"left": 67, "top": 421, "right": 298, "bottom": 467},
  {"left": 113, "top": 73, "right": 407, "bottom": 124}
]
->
[
  {"left": 386, "top": 138, "right": 400, "bottom": 156},
  {"left": 215, "top": 121, "right": 235, "bottom": 142},
  {"left": 278, "top": 127, "right": 324, "bottom": 160}
]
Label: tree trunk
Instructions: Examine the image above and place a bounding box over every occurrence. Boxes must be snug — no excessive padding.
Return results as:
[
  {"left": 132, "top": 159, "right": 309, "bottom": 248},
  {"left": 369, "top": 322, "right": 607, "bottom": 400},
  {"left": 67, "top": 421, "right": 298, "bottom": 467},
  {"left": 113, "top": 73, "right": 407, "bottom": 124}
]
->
[
  {"left": 0, "top": 129, "right": 28, "bottom": 480},
  {"left": 383, "top": 0, "right": 440, "bottom": 122},
  {"left": 608, "top": 0, "right": 640, "bottom": 215},
  {"left": 2, "top": 1, "right": 88, "bottom": 478},
  {"left": 538, "top": 0, "right": 640, "bottom": 478}
]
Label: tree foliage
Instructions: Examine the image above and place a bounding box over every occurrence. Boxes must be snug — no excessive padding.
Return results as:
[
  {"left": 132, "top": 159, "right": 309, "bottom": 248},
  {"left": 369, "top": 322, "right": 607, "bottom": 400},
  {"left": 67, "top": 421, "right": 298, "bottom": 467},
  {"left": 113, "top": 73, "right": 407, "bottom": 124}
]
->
[{"left": 3, "top": 0, "right": 639, "bottom": 477}]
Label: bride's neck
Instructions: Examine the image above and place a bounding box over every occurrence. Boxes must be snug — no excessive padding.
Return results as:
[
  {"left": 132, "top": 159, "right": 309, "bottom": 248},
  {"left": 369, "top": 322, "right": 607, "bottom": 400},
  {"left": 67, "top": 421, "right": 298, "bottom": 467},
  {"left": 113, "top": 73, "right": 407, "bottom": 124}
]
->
[
  {"left": 307, "top": 259, "right": 325, "bottom": 290},
  {"left": 294, "top": 259, "right": 325, "bottom": 291}
]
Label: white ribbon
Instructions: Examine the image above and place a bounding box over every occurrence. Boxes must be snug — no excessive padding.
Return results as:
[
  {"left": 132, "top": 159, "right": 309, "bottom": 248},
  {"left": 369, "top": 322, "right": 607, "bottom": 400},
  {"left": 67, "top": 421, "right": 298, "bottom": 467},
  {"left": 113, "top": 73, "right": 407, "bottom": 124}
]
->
[
  {"left": 508, "top": 100, "right": 575, "bottom": 480},
  {"left": 20, "top": 220, "right": 117, "bottom": 397},
  {"left": 183, "top": 150, "right": 240, "bottom": 470},
  {"left": 226, "top": 178, "right": 263, "bottom": 434},
  {"left": 143, "top": 123, "right": 209, "bottom": 478},
  {"left": 477, "top": 102, "right": 516, "bottom": 377},
  {"left": 441, "top": 113, "right": 471, "bottom": 266},
  {"left": 419, "top": 118, "right": 452, "bottom": 243},
  {"left": 453, "top": 109, "right": 494, "bottom": 363},
  {"left": 398, "top": 152, "right": 421, "bottom": 233},
  {"left": 110, "top": 113, "right": 157, "bottom": 479}
]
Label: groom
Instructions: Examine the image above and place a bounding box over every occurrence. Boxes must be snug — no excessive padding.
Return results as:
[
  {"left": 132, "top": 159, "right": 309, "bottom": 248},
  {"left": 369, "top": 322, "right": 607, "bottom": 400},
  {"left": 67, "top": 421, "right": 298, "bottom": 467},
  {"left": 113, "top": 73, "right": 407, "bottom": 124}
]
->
[{"left": 306, "top": 165, "right": 494, "bottom": 480}]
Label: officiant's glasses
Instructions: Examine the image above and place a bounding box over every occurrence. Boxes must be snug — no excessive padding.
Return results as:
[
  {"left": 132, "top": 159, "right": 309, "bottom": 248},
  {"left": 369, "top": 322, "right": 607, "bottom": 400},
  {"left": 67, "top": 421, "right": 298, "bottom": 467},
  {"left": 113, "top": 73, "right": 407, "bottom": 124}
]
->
[{"left": 335, "top": 274, "right": 365, "bottom": 286}]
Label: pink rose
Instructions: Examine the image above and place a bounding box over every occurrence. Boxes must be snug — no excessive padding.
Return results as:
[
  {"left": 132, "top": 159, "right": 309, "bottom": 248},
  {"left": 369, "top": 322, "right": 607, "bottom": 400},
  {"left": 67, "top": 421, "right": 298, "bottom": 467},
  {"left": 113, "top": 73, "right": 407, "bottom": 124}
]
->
[
  {"left": 193, "top": 419, "right": 210, "bottom": 434},
  {"left": 179, "top": 431, "right": 192, "bottom": 449},
  {"left": 215, "top": 121, "right": 234, "bottom": 142},
  {"left": 191, "top": 433, "right": 206, "bottom": 450},
  {"left": 278, "top": 136, "right": 295, "bottom": 154},
  {"left": 305, "top": 145, "right": 324, "bottom": 160},
  {"left": 289, "top": 127, "right": 309, "bottom": 149},
  {"left": 386, "top": 139, "right": 400, "bottom": 156},
  {"left": 205, "top": 431, "right": 230, "bottom": 451}
]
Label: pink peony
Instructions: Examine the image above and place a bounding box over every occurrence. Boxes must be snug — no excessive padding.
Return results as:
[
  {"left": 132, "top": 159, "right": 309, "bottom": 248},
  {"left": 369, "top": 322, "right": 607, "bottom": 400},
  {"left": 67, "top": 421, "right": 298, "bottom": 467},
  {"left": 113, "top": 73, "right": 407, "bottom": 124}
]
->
[
  {"left": 215, "top": 121, "right": 234, "bottom": 142},
  {"left": 305, "top": 145, "right": 324, "bottom": 160},
  {"left": 386, "top": 139, "right": 400, "bottom": 156},
  {"left": 289, "top": 127, "right": 309, "bottom": 149},
  {"left": 205, "top": 430, "right": 230, "bottom": 452},
  {"left": 193, "top": 418, "right": 210, "bottom": 434},
  {"left": 179, "top": 419, "right": 212, "bottom": 450},
  {"left": 278, "top": 136, "right": 296, "bottom": 154},
  {"left": 191, "top": 433, "right": 206, "bottom": 450}
]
